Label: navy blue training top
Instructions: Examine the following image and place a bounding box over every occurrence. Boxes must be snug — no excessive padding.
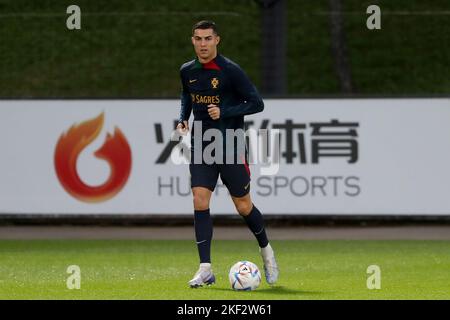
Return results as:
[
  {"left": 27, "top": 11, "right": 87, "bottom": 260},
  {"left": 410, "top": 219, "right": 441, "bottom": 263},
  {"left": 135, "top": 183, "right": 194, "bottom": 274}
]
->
[{"left": 178, "top": 54, "right": 264, "bottom": 132}]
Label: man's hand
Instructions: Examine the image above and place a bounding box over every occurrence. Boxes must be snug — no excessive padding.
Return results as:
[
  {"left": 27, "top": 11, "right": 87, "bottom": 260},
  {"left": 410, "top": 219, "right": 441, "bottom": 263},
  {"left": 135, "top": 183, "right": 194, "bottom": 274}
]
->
[
  {"left": 207, "top": 104, "right": 220, "bottom": 120},
  {"left": 176, "top": 120, "right": 189, "bottom": 135}
]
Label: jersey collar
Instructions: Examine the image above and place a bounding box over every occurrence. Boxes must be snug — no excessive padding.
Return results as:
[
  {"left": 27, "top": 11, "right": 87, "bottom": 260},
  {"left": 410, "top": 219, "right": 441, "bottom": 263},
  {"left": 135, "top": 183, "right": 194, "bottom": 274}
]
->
[{"left": 192, "top": 54, "right": 223, "bottom": 71}]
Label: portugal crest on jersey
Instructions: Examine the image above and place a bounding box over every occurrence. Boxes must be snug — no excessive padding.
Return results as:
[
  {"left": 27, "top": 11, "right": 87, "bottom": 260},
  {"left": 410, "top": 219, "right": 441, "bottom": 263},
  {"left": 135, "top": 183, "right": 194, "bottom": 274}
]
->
[{"left": 211, "top": 77, "right": 219, "bottom": 89}]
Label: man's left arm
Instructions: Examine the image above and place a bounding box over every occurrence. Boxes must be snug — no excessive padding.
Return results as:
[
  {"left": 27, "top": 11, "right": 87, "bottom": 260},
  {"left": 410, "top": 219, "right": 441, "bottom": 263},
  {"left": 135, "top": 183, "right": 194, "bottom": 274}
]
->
[{"left": 220, "top": 65, "right": 264, "bottom": 118}]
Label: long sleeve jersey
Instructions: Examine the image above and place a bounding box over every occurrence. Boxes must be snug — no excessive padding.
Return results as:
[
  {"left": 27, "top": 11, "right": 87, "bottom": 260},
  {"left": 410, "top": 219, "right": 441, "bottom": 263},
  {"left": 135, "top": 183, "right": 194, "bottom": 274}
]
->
[{"left": 178, "top": 54, "right": 264, "bottom": 133}]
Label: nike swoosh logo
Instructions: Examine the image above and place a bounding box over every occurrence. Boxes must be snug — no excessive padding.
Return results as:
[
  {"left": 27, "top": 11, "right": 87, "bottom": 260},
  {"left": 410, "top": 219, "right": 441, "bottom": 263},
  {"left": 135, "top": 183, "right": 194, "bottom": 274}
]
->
[
  {"left": 196, "top": 240, "right": 207, "bottom": 244},
  {"left": 254, "top": 228, "right": 264, "bottom": 235},
  {"left": 244, "top": 182, "right": 250, "bottom": 190},
  {"left": 189, "top": 79, "right": 197, "bottom": 83}
]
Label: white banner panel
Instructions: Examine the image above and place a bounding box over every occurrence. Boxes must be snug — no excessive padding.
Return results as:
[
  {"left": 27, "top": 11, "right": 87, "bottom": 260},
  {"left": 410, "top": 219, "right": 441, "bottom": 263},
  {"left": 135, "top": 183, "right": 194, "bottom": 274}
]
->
[{"left": 0, "top": 99, "right": 449, "bottom": 215}]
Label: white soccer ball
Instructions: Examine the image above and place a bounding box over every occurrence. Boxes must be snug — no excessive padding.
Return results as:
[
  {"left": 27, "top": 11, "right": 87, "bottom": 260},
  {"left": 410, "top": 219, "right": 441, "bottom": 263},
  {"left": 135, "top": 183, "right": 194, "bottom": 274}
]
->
[{"left": 229, "top": 261, "right": 261, "bottom": 291}]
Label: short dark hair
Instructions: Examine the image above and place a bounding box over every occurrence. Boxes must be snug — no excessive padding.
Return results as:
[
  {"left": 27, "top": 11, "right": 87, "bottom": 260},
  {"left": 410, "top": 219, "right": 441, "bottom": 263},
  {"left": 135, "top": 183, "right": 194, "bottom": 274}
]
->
[{"left": 192, "top": 20, "right": 218, "bottom": 36}]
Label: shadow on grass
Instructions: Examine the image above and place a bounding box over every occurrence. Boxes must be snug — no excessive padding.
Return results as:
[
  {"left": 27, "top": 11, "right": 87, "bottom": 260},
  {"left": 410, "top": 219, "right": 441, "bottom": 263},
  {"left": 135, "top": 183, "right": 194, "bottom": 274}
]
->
[{"left": 210, "top": 286, "right": 323, "bottom": 297}]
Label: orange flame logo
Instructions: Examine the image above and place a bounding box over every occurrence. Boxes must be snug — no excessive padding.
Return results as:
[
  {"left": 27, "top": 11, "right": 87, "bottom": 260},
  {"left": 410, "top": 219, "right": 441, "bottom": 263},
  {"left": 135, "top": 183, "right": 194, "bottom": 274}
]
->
[{"left": 54, "top": 113, "right": 132, "bottom": 203}]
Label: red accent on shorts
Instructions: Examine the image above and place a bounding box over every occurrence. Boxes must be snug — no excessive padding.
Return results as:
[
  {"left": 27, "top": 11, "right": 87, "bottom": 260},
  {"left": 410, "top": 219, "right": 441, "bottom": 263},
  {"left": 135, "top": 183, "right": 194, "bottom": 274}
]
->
[
  {"left": 202, "top": 59, "right": 221, "bottom": 70},
  {"left": 242, "top": 155, "right": 251, "bottom": 177}
]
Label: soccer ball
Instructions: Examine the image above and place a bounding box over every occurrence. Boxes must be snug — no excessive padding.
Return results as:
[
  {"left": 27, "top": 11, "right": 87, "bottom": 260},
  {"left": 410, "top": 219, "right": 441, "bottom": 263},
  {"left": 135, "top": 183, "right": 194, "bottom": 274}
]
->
[{"left": 229, "top": 261, "right": 261, "bottom": 291}]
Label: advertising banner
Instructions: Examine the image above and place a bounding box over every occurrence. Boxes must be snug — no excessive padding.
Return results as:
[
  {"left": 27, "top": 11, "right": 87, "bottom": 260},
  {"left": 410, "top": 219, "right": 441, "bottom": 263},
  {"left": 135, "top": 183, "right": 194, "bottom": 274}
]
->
[{"left": 0, "top": 99, "right": 449, "bottom": 215}]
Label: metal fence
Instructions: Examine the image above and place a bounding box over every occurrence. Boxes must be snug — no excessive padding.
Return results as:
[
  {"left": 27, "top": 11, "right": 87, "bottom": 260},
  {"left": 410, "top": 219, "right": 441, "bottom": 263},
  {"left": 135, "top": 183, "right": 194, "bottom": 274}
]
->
[{"left": 0, "top": 0, "right": 449, "bottom": 98}]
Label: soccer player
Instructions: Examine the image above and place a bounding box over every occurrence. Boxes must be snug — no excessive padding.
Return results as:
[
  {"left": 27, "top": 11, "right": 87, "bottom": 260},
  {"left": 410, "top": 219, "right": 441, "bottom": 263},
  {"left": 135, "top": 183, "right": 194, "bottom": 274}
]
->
[{"left": 176, "top": 20, "right": 279, "bottom": 288}]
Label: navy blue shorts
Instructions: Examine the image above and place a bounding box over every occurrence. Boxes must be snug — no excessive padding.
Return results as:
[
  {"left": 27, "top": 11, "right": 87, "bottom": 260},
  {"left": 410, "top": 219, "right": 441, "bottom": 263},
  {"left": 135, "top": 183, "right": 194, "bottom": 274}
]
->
[{"left": 190, "top": 160, "right": 251, "bottom": 198}]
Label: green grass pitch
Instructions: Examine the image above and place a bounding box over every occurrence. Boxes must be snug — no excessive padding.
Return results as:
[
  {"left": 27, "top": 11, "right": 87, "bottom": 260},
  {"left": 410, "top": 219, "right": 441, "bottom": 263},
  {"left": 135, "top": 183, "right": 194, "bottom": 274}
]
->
[{"left": 0, "top": 240, "right": 449, "bottom": 299}]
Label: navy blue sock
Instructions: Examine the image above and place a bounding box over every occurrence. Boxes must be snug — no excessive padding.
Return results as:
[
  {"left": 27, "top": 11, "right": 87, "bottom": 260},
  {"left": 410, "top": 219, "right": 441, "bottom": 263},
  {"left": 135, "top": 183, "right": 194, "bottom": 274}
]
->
[
  {"left": 243, "top": 204, "right": 269, "bottom": 248},
  {"left": 194, "top": 209, "right": 213, "bottom": 263}
]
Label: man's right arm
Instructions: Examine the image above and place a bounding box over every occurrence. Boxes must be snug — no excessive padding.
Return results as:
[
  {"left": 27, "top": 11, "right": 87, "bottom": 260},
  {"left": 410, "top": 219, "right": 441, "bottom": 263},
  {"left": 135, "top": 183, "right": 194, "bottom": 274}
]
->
[{"left": 178, "top": 69, "right": 192, "bottom": 125}]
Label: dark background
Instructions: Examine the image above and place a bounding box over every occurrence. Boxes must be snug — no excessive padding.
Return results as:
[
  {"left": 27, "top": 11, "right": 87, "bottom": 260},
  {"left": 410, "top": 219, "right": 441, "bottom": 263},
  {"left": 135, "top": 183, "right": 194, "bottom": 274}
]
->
[{"left": 1, "top": 0, "right": 448, "bottom": 98}]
